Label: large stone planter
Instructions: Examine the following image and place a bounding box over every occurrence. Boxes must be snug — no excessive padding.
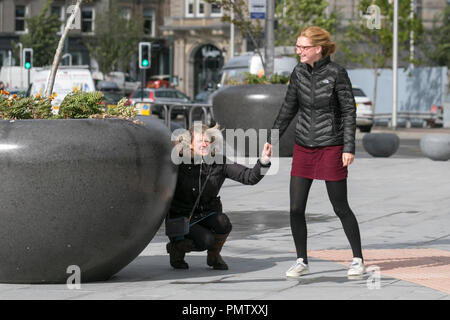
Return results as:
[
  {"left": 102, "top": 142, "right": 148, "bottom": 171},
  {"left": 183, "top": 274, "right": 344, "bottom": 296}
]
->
[
  {"left": 212, "top": 84, "right": 296, "bottom": 157},
  {"left": 362, "top": 133, "right": 400, "bottom": 157},
  {"left": 420, "top": 134, "right": 450, "bottom": 161},
  {"left": 0, "top": 118, "right": 177, "bottom": 283}
]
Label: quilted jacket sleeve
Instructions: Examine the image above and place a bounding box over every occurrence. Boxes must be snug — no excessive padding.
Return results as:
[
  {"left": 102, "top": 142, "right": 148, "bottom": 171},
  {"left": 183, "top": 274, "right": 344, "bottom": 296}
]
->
[
  {"left": 335, "top": 68, "right": 356, "bottom": 154},
  {"left": 269, "top": 68, "right": 299, "bottom": 145}
]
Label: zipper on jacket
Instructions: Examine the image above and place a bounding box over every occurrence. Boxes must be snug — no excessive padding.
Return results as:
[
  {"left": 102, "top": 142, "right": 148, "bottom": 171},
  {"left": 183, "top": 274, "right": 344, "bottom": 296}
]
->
[{"left": 308, "top": 71, "right": 316, "bottom": 147}]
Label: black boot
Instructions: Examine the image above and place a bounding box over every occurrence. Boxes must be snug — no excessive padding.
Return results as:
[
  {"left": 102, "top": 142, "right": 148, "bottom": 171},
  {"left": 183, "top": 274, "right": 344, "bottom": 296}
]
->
[
  {"left": 207, "top": 233, "right": 229, "bottom": 270},
  {"left": 167, "top": 238, "right": 193, "bottom": 269}
]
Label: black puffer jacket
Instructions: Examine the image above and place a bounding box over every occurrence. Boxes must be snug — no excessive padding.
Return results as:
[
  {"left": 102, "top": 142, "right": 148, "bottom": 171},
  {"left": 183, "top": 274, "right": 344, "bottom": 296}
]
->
[
  {"left": 270, "top": 56, "right": 356, "bottom": 154},
  {"left": 169, "top": 156, "right": 270, "bottom": 222}
]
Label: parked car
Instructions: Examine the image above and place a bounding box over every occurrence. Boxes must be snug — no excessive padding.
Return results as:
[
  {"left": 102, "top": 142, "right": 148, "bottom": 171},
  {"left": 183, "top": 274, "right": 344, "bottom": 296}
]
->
[
  {"left": 129, "top": 88, "right": 193, "bottom": 118},
  {"left": 102, "top": 91, "right": 126, "bottom": 107},
  {"left": 97, "top": 81, "right": 120, "bottom": 92},
  {"left": 353, "top": 86, "right": 374, "bottom": 133},
  {"left": 146, "top": 75, "right": 170, "bottom": 89}
]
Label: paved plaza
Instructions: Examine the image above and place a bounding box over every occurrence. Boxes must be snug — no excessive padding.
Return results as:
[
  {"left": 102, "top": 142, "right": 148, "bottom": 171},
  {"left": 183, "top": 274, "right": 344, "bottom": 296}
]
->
[{"left": 0, "top": 128, "right": 449, "bottom": 301}]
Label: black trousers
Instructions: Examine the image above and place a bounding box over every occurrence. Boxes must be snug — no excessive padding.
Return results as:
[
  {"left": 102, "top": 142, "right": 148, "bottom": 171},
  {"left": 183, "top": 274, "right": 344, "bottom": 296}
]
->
[
  {"left": 185, "top": 212, "right": 232, "bottom": 251},
  {"left": 290, "top": 176, "right": 363, "bottom": 264}
]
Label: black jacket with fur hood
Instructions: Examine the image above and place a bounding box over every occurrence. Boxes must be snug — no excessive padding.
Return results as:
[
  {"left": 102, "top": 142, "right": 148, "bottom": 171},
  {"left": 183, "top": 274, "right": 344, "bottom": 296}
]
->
[{"left": 169, "top": 156, "right": 270, "bottom": 222}]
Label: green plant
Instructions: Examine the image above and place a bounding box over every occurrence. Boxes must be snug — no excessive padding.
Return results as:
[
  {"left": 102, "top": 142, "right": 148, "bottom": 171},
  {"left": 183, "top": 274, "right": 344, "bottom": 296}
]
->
[
  {"left": 234, "top": 73, "right": 290, "bottom": 85},
  {"left": 0, "top": 90, "right": 53, "bottom": 120},
  {"left": 105, "top": 98, "right": 138, "bottom": 119},
  {"left": 58, "top": 91, "right": 105, "bottom": 119},
  {"left": 269, "top": 73, "right": 290, "bottom": 84},
  {"left": 1, "top": 90, "right": 140, "bottom": 121}
]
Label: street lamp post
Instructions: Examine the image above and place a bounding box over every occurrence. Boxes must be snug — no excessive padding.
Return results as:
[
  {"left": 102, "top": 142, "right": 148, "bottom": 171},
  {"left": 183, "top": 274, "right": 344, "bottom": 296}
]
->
[
  {"left": 265, "top": 0, "right": 275, "bottom": 79},
  {"left": 392, "top": 0, "right": 398, "bottom": 130}
]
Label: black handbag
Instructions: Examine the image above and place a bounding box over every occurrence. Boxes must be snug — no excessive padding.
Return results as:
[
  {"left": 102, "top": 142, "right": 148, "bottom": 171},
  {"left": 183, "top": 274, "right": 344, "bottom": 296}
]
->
[{"left": 165, "top": 163, "right": 212, "bottom": 238}]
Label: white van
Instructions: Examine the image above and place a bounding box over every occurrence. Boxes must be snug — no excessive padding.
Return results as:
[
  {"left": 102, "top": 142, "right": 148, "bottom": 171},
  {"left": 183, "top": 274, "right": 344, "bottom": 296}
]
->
[
  {"left": 220, "top": 52, "right": 298, "bottom": 86},
  {"left": 30, "top": 66, "right": 96, "bottom": 109}
]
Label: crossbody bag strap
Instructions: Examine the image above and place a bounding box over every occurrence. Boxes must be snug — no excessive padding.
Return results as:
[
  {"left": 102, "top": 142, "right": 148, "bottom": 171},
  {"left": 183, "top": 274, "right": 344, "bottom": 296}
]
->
[{"left": 187, "top": 164, "right": 213, "bottom": 221}]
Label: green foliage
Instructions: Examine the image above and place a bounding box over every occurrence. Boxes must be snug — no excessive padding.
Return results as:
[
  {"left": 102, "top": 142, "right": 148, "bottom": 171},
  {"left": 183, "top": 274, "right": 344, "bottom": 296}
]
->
[
  {"left": 275, "top": 0, "right": 338, "bottom": 46},
  {"left": 0, "top": 91, "right": 53, "bottom": 120},
  {"left": 1, "top": 90, "right": 139, "bottom": 120},
  {"left": 341, "top": 0, "right": 424, "bottom": 69},
  {"left": 227, "top": 72, "right": 290, "bottom": 85},
  {"left": 13, "top": 0, "right": 61, "bottom": 67},
  {"left": 205, "top": 1, "right": 265, "bottom": 69},
  {"left": 58, "top": 91, "right": 104, "bottom": 119},
  {"left": 84, "top": 0, "right": 144, "bottom": 75},
  {"left": 269, "top": 73, "right": 290, "bottom": 84},
  {"left": 426, "top": 5, "right": 450, "bottom": 67},
  {"left": 107, "top": 98, "right": 138, "bottom": 118}
]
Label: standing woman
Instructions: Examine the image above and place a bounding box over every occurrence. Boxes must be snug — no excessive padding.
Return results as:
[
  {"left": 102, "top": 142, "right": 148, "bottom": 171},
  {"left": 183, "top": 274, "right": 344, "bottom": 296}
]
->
[{"left": 268, "top": 26, "right": 364, "bottom": 278}]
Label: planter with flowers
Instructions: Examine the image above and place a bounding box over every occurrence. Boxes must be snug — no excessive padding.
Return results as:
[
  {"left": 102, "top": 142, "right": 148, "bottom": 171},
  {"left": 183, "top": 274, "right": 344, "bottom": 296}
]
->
[
  {"left": 0, "top": 89, "right": 177, "bottom": 283},
  {"left": 212, "top": 73, "right": 297, "bottom": 157}
]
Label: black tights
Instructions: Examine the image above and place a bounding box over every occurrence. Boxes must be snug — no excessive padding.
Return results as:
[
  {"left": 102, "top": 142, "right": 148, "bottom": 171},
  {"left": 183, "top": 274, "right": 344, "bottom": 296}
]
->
[
  {"left": 186, "top": 213, "right": 232, "bottom": 251},
  {"left": 290, "top": 176, "right": 363, "bottom": 264}
]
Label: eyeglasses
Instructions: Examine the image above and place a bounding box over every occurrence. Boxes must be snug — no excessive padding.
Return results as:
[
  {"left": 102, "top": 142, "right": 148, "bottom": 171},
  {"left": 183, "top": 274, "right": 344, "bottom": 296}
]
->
[{"left": 296, "top": 45, "right": 315, "bottom": 51}]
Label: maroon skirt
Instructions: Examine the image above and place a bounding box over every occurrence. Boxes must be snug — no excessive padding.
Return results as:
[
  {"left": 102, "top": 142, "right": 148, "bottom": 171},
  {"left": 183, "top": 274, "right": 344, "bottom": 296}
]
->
[{"left": 291, "top": 143, "right": 348, "bottom": 181}]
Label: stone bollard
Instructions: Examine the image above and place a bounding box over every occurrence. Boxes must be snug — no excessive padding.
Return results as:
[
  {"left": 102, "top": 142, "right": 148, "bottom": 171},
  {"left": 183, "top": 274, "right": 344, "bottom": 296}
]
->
[
  {"left": 362, "top": 133, "right": 400, "bottom": 157},
  {"left": 420, "top": 134, "right": 450, "bottom": 161}
]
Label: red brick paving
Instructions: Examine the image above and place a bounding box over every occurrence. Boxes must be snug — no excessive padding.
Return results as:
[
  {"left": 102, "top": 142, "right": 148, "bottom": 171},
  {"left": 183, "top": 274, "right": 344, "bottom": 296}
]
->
[{"left": 309, "top": 248, "right": 450, "bottom": 295}]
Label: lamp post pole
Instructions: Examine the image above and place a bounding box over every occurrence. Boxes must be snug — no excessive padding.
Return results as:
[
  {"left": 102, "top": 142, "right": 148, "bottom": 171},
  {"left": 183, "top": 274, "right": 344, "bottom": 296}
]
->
[{"left": 392, "top": 0, "right": 398, "bottom": 130}]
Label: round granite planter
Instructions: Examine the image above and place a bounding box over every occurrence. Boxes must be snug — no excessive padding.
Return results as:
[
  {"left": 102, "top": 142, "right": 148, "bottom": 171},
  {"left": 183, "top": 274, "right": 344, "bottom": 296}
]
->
[
  {"left": 362, "top": 133, "right": 400, "bottom": 157},
  {"left": 212, "top": 84, "right": 296, "bottom": 157},
  {"left": 0, "top": 118, "right": 177, "bottom": 283},
  {"left": 420, "top": 134, "right": 450, "bottom": 161}
]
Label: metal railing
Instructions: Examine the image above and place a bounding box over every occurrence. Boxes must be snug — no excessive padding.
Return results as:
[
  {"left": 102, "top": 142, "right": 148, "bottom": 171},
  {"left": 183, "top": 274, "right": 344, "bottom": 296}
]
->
[
  {"left": 374, "top": 111, "right": 443, "bottom": 128},
  {"left": 134, "top": 102, "right": 214, "bottom": 129}
]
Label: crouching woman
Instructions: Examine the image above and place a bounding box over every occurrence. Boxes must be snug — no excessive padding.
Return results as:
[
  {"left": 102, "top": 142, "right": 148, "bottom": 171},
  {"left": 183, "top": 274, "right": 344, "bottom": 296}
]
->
[{"left": 166, "top": 123, "right": 272, "bottom": 270}]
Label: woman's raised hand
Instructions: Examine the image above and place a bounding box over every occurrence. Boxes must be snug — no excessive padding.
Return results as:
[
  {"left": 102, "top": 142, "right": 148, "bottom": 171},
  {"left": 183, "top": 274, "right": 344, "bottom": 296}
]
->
[{"left": 261, "top": 143, "right": 272, "bottom": 165}]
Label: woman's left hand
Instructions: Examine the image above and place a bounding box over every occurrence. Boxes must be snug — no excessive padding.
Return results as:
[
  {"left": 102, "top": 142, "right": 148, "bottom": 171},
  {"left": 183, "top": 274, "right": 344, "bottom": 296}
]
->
[{"left": 342, "top": 153, "right": 354, "bottom": 167}]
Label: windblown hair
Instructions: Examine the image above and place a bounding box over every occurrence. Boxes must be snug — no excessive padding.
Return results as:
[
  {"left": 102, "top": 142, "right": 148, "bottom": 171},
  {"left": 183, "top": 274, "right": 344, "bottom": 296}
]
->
[
  {"left": 299, "top": 26, "right": 336, "bottom": 57},
  {"left": 175, "top": 123, "right": 221, "bottom": 158}
]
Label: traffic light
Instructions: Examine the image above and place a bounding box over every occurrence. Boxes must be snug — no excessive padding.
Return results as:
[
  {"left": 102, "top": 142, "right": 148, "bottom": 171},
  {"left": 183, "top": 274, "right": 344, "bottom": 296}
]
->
[
  {"left": 139, "top": 42, "right": 151, "bottom": 69},
  {"left": 23, "top": 48, "right": 33, "bottom": 69}
]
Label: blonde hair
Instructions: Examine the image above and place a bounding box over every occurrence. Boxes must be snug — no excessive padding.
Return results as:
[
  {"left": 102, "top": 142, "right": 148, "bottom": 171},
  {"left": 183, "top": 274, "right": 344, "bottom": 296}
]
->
[
  {"left": 175, "top": 123, "right": 221, "bottom": 157},
  {"left": 299, "top": 26, "right": 336, "bottom": 57}
]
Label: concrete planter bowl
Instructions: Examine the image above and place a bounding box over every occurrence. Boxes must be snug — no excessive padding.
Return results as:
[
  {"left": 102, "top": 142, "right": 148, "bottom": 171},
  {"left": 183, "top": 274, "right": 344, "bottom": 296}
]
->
[
  {"left": 362, "top": 133, "right": 400, "bottom": 157},
  {"left": 0, "top": 118, "right": 177, "bottom": 283},
  {"left": 212, "top": 84, "right": 296, "bottom": 157},
  {"left": 420, "top": 134, "right": 450, "bottom": 161}
]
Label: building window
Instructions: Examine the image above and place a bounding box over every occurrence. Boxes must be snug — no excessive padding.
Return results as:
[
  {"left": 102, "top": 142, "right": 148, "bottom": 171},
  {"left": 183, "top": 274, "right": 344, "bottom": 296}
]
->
[
  {"left": 81, "top": 8, "right": 94, "bottom": 33},
  {"left": 51, "top": 5, "right": 64, "bottom": 34},
  {"left": 72, "top": 52, "right": 83, "bottom": 66},
  {"left": 144, "top": 9, "right": 154, "bottom": 36},
  {"left": 15, "top": 5, "right": 26, "bottom": 32},
  {"left": 0, "top": 50, "right": 7, "bottom": 68},
  {"left": 197, "top": 0, "right": 205, "bottom": 17},
  {"left": 186, "top": 0, "right": 194, "bottom": 17},
  {"left": 211, "top": 3, "right": 223, "bottom": 17}
]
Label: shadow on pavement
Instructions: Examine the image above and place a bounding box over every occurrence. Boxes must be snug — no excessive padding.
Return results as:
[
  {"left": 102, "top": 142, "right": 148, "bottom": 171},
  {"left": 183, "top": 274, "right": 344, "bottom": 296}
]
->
[
  {"left": 110, "top": 255, "right": 293, "bottom": 283},
  {"left": 109, "top": 255, "right": 376, "bottom": 286}
]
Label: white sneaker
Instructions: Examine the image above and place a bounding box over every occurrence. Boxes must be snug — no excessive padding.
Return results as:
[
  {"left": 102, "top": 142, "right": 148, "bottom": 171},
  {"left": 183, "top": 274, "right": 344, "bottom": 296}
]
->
[
  {"left": 347, "top": 258, "right": 365, "bottom": 276},
  {"left": 286, "top": 258, "right": 310, "bottom": 278}
]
